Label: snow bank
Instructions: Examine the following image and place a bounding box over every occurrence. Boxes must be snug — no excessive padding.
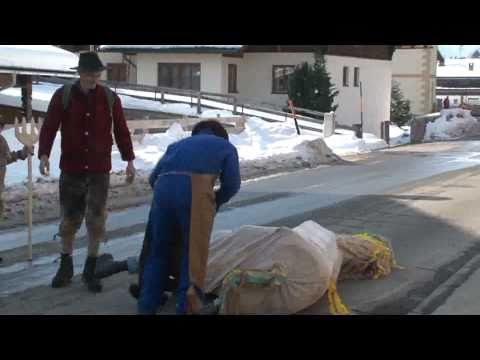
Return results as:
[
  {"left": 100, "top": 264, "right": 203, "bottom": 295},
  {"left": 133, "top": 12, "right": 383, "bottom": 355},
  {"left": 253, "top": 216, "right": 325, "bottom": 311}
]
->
[
  {"left": 324, "top": 133, "right": 387, "bottom": 156},
  {"left": 389, "top": 124, "right": 410, "bottom": 146},
  {"left": 1, "top": 81, "right": 398, "bottom": 187},
  {"left": 1, "top": 117, "right": 323, "bottom": 186},
  {"left": 2, "top": 113, "right": 400, "bottom": 187},
  {"left": 424, "top": 109, "right": 480, "bottom": 141}
]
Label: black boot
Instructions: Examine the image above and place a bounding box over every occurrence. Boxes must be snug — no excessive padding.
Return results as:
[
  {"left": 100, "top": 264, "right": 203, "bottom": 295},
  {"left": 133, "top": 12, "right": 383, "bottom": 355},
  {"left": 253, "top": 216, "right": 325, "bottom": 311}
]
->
[
  {"left": 51, "top": 253, "right": 74, "bottom": 288},
  {"left": 82, "top": 256, "right": 103, "bottom": 293},
  {"left": 129, "top": 283, "right": 140, "bottom": 299},
  {"left": 95, "top": 254, "right": 128, "bottom": 279},
  {"left": 128, "top": 276, "right": 178, "bottom": 300}
]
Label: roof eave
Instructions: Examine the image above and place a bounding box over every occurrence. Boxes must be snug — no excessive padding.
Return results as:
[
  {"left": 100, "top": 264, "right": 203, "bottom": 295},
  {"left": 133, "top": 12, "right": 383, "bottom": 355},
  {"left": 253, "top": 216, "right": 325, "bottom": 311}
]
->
[
  {"left": 98, "top": 46, "right": 245, "bottom": 55},
  {"left": 0, "top": 66, "right": 78, "bottom": 78}
]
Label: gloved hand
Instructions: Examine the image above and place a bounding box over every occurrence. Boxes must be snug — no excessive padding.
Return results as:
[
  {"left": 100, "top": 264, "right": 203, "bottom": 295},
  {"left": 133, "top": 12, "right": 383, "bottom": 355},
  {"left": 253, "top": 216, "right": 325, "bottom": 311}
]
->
[
  {"left": 19, "top": 145, "right": 34, "bottom": 160},
  {"left": 39, "top": 155, "right": 50, "bottom": 176}
]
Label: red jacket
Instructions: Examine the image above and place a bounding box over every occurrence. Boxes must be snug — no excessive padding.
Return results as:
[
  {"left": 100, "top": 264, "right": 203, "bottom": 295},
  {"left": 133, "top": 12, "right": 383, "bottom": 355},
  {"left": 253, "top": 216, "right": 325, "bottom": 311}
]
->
[{"left": 39, "top": 83, "right": 135, "bottom": 174}]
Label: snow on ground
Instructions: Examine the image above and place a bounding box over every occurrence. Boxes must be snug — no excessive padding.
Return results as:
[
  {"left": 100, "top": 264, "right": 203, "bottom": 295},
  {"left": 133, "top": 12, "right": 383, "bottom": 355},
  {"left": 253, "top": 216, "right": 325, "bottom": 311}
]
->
[
  {"left": 424, "top": 109, "right": 480, "bottom": 141},
  {"left": 2, "top": 116, "right": 393, "bottom": 187},
  {"left": 1, "top": 82, "right": 403, "bottom": 187},
  {"left": 324, "top": 133, "right": 387, "bottom": 156},
  {"left": 389, "top": 124, "right": 411, "bottom": 146},
  {"left": 437, "top": 58, "right": 480, "bottom": 78}
]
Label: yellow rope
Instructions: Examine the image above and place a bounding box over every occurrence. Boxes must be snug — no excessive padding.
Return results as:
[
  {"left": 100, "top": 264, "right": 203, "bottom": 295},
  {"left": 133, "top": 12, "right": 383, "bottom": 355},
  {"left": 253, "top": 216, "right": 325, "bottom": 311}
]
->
[{"left": 327, "top": 281, "right": 350, "bottom": 315}]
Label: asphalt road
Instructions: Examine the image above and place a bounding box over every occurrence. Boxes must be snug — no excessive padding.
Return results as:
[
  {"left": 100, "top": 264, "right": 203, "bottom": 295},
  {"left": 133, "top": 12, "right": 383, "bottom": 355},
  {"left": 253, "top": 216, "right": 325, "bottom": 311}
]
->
[{"left": 3, "top": 139, "right": 480, "bottom": 314}]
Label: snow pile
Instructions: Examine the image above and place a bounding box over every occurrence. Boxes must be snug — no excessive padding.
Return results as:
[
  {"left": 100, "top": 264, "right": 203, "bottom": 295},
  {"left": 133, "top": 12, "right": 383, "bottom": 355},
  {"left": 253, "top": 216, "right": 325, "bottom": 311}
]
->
[
  {"left": 229, "top": 117, "right": 319, "bottom": 161},
  {"left": 0, "top": 45, "right": 78, "bottom": 75},
  {"left": 424, "top": 109, "right": 480, "bottom": 140},
  {"left": 2, "top": 114, "right": 398, "bottom": 187},
  {"left": 389, "top": 124, "right": 410, "bottom": 146}
]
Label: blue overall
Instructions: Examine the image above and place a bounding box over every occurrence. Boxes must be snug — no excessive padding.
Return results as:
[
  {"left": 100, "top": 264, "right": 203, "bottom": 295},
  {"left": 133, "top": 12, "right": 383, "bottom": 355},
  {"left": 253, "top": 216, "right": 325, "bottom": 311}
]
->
[{"left": 138, "top": 129, "right": 241, "bottom": 314}]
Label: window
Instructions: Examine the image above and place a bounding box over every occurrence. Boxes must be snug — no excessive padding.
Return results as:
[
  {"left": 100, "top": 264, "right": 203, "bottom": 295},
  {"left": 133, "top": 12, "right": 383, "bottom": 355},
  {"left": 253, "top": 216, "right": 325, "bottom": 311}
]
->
[
  {"left": 228, "top": 64, "right": 238, "bottom": 93},
  {"left": 107, "top": 63, "right": 127, "bottom": 82},
  {"left": 157, "top": 63, "right": 201, "bottom": 90},
  {"left": 343, "top": 66, "right": 349, "bottom": 87},
  {"left": 354, "top": 67, "right": 360, "bottom": 87},
  {"left": 272, "top": 65, "right": 295, "bottom": 94}
]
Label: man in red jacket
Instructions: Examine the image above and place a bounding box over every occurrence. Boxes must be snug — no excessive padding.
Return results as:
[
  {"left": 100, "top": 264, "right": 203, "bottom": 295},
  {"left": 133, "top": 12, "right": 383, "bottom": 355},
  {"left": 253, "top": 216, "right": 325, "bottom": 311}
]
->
[{"left": 39, "top": 52, "right": 136, "bottom": 293}]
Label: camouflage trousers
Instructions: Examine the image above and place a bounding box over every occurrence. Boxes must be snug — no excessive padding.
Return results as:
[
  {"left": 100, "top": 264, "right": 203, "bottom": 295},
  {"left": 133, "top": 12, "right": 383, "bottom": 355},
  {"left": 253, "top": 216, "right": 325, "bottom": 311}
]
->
[{"left": 58, "top": 172, "right": 110, "bottom": 257}]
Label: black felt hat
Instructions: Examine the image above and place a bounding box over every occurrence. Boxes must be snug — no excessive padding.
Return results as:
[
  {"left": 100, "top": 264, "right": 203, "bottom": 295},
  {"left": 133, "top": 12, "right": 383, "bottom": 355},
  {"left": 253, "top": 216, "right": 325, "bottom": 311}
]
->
[{"left": 71, "top": 52, "right": 107, "bottom": 72}]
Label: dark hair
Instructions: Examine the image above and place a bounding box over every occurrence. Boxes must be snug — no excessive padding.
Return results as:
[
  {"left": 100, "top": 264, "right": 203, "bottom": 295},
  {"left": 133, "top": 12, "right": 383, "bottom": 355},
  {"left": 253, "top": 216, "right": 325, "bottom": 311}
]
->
[{"left": 191, "top": 120, "right": 229, "bottom": 141}]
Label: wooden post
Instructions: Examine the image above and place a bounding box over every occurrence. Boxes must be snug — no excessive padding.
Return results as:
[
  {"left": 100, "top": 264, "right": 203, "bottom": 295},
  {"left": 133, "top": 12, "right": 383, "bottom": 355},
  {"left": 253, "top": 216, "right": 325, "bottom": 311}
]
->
[
  {"left": 16, "top": 76, "right": 40, "bottom": 262},
  {"left": 324, "top": 112, "right": 335, "bottom": 138},
  {"left": 288, "top": 99, "right": 301, "bottom": 135},
  {"left": 233, "top": 97, "right": 237, "bottom": 115},
  {"left": 197, "top": 92, "right": 202, "bottom": 115},
  {"left": 359, "top": 81, "right": 364, "bottom": 136},
  {"left": 161, "top": 91, "right": 165, "bottom": 104}
]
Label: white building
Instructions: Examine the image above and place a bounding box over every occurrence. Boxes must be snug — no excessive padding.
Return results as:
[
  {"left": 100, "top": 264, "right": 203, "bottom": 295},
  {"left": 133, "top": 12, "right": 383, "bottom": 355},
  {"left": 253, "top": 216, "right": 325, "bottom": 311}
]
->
[
  {"left": 436, "top": 57, "right": 480, "bottom": 107},
  {"left": 98, "top": 45, "right": 395, "bottom": 137},
  {"left": 391, "top": 45, "right": 438, "bottom": 115}
]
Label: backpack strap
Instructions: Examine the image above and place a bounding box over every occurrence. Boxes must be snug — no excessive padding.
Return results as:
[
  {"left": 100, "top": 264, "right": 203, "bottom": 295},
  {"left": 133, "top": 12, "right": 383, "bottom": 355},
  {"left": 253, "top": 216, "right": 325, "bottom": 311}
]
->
[
  {"left": 62, "top": 83, "right": 73, "bottom": 112},
  {"left": 101, "top": 85, "right": 115, "bottom": 119},
  {"left": 62, "top": 83, "right": 115, "bottom": 117},
  {"left": 61, "top": 83, "right": 116, "bottom": 134},
  {"left": 100, "top": 85, "right": 116, "bottom": 135}
]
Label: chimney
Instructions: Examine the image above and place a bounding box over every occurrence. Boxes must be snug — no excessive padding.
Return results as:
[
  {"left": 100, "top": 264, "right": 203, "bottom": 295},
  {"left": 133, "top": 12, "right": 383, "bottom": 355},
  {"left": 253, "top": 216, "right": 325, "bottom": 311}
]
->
[{"left": 469, "top": 63, "right": 474, "bottom": 71}]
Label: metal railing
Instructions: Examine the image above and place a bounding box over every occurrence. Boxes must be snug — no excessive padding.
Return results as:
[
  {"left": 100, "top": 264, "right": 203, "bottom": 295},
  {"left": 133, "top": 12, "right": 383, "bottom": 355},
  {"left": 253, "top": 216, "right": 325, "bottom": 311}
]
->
[
  {"left": 38, "top": 77, "right": 339, "bottom": 134},
  {"left": 410, "top": 112, "right": 441, "bottom": 125}
]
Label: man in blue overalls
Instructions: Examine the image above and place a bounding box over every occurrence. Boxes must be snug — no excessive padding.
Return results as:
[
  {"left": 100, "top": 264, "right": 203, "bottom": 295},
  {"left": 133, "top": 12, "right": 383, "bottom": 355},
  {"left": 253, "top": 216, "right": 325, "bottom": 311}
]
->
[{"left": 138, "top": 120, "right": 241, "bottom": 315}]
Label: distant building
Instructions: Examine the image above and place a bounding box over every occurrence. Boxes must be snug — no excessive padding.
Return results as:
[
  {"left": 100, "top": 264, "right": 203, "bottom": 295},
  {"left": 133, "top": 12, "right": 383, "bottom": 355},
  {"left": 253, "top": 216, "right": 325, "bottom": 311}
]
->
[
  {"left": 98, "top": 45, "right": 396, "bottom": 137},
  {"left": 392, "top": 45, "right": 438, "bottom": 115}
]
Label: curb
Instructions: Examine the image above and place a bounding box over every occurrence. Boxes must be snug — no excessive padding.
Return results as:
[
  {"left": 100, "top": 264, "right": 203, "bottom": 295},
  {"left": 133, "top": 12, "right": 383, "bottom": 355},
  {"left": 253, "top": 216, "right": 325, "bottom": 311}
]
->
[{"left": 409, "top": 253, "right": 480, "bottom": 315}]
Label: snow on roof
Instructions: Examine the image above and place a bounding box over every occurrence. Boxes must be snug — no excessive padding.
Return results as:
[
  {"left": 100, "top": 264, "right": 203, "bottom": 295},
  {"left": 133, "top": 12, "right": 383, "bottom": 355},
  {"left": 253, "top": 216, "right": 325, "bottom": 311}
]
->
[
  {"left": 0, "top": 45, "right": 78, "bottom": 76},
  {"left": 99, "top": 45, "right": 244, "bottom": 53},
  {"left": 437, "top": 58, "right": 480, "bottom": 78}
]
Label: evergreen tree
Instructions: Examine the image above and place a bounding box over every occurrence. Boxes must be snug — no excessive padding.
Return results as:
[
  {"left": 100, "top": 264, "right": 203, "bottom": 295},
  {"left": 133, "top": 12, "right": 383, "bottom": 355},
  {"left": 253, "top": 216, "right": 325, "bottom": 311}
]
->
[
  {"left": 288, "top": 53, "right": 339, "bottom": 112},
  {"left": 390, "top": 80, "right": 412, "bottom": 127}
]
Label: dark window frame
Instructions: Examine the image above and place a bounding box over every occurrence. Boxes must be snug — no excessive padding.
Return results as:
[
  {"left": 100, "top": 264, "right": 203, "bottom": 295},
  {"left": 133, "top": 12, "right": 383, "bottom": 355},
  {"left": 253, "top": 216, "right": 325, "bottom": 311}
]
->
[
  {"left": 354, "top": 67, "right": 360, "bottom": 87},
  {"left": 228, "top": 64, "right": 238, "bottom": 93},
  {"left": 157, "top": 63, "right": 201, "bottom": 91},
  {"left": 272, "top": 65, "right": 295, "bottom": 94},
  {"left": 343, "top": 66, "right": 349, "bottom": 87}
]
